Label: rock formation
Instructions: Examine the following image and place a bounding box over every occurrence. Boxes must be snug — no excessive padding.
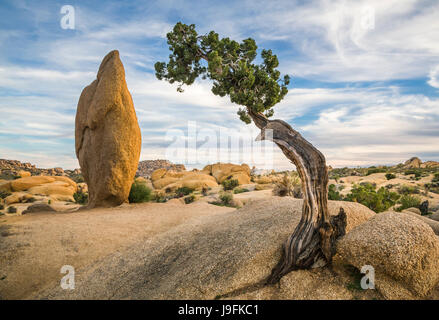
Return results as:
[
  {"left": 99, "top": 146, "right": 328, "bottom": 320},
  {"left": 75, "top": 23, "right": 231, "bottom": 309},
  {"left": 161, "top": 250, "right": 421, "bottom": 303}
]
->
[
  {"left": 334, "top": 211, "right": 439, "bottom": 299},
  {"left": 150, "top": 168, "right": 218, "bottom": 191},
  {"left": 137, "top": 159, "right": 185, "bottom": 178},
  {"left": 34, "top": 198, "right": 376, "bottom": 299},
  {"left": 403, "top": 157, "right": 422, "bottom": 168},
  {"left": 202, "top": 163, "right": 251, "bottom": 185},
  {"left": 0, "top": 159, "right": 76, "bottom": 178},
  {"left": 22, "top": 203, "right": 56, "bottom": 214},
  {"left": 75, "top": 50, "right": 141, "bottom": 208},
  {"left": 402, "top": 156, "right": 439, "bottom": 169},
  {"left": 1, "top": 176, "right": 77, "bottom": 203}
]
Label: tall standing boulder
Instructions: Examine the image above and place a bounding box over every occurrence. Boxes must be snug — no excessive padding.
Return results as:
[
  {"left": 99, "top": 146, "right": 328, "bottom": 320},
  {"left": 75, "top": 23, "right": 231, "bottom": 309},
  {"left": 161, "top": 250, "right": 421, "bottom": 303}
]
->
[{"left": 75, "top": 50, "right": 141, "bottom": 208}]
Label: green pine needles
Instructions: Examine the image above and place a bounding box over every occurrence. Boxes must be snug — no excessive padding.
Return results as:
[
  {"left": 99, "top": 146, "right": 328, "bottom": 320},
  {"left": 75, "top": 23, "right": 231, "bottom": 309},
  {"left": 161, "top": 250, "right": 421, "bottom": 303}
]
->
[{"left": 154, "top": 22, "right": 290, "bottom": 124}]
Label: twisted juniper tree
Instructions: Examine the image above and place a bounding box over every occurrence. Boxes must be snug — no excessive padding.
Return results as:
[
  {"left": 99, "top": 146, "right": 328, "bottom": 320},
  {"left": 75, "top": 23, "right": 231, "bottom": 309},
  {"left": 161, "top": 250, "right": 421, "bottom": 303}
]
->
[{"left": 155, "top": 22, "right": 346, "bottom": 284}]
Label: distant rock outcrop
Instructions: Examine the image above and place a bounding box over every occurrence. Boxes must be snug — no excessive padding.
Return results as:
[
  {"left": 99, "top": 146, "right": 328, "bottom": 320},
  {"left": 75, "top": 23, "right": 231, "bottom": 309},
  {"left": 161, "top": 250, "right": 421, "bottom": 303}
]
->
[
  {"left": 403, "top": 157, "right": 422, "bottom": 168},
  {"left": 0, "top": 159, "right": 79, "bottom": 178},
  {"left": 421, "top": 161, "right": 439, "bottom": 168},
  {"left": 75, "top": 50, "right": 141, "bottom": 208},
  {"left": 402, "top": 156, "right": 439, "bottom": 169},
  {"left": 137, "top": 160, "right": 185, "bottom": 178}
]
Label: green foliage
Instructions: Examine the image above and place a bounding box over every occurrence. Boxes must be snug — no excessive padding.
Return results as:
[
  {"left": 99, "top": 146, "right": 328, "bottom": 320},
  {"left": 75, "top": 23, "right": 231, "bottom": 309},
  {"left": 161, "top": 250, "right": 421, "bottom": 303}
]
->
[
  {"left": 404, "top": 169, "right": 421, "bottom": 178},
  {"left": 385, "top": 173, "right": 396, "bottom": 180},
  {"left": 366, "top": 168, "right": 386, "bottom": 175},
  {"left": 7, "top": 206, "right": 17, "bottom": 214},
  {"left": 175, "top": 187, "right": 194, "bottom": 197},
  {"left": 73, "top": 190, "right": 89, "bottom": 205},
  {"left": 219, "top": 191, "right": 233, "bottom": 206},
  {"left": 344, "top": 183, "right": 400, "bottom": 213},
  {"left": 432, "top": 173, "right": 439, "bottom": 183},
  {"left": 128, "top": 181, "right": 151, "bottom": 203},
  {"left": 345, "top": 265, "right": 363, "bottom": 292},
  {"left": 184, "top": 194, "right": 196, "bottom": 204},
  {"left": 70, "top": 174, "right": 85, "bottom": 183},
  {"left": 233, "top": 188, "right": 249, "bottom": 194},
  {"left": 222, "top": 178, "right": 239, "bottom": 191},
  {"left": 328, "top": 184, "right": 343, "bottom": 201},
  {"left": 155, "top": 22, "right": 290, "bottom": 123},
  {"left": 48, "top": 199, "right": 52, "bottom": 205},
  {"left": 396, "top": 195, "right": 421, "bottom": 212},
  {"left": 0, "top": 191, "right": 11, "bottom": 199},
  {"left": 0, "top": 204, "right": 4, "bottom": 210},
  {"left": 397, "top": 185, "right": 420, "bottom": 195}
]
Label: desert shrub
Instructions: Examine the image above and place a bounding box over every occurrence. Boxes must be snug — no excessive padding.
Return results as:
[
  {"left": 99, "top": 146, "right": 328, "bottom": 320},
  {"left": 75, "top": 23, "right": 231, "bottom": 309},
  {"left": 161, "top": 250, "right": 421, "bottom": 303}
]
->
[
  {"left": 184, "top": 194, "right": 196, "bottom": 204},
  {"left": 427, "top": 185, "right": 439, "bottom": 194},
  {"left": 154, "top": 195, "right": 168, "bottom": 203},
  {"left": 219, "top": 191, "right": 233, "bottom": 205},
  {"left": 385, "top": 173, "right": 396, "bottom": 180},
  {"left": 202, "top": 187, "right": 209, "bottom": 196},
  {"left": 175, "top": 187, "right": 194, "bottom": 197},
  {"left": 7, "top": 206, "right": 17, "bottom": 213},
  {"left": 0, "top": 204, "right": 4, "bottom": 210},
  {"left": 48, "top": 199, "right": 52, "bottom": 205},
  {"left": 397, "top": 185, "right": 420, "bottom": 195},
  {"left": 345, "top": 183, "right": 400, "bottom": 213},
  {"left": 396, "top": 195, "right": 421, "bottom": 212},
  {"left": 328, "top": 184, "right": 343, "bottom": 201},
  {"left": 273, "top": 172, "right": 301, "bottom": 198},
  {"left": 128, "top": 181, "right": 151, "bottom": 203},
  {"left": 0, "top": 191, "right": 11, "bottom": 199},
  {"left": 222, "top": 179, "right": 239, "bottom": 191},
  {"left": 344, "top": 265, "right": 363, "bottom": 292},
  {"left": 73, "top": 190, "right": 89, "bottom": 205},
  {"left": 404, "top": 169, "right": 421, "bottom": 178},
  {"left": 233, "top": 188, "right": 249, "bottom": 194},
  {"left": 366, "top": 168, "right": 386, "bottom": 176},
  {"left": 70, "top": 174, "right": 85, "bottom": 183},
  {"left": 432, "top": 173, "right": 439, "bottom": 183}
]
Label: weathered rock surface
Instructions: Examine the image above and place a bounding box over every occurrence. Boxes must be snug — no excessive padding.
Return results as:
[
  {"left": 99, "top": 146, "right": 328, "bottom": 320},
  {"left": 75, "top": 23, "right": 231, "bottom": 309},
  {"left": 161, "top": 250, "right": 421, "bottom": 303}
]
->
[
  {"left": 75, "top": 50, "right": 141, "bottom": 208},
  {"left": 202, "top": 163, "right": 251, "bottom": 185},
  {"left": 402, "top": 207, "right": 421, "bottom": 215},
  {"left": 429, "top": 212, "right": 439, "bottom": 221},
  {"left": 401, "top": 210, "right": 439, "bottom": 235},
  {"left": 2, "top": 176, "right": 77, "bottom": 204},
  {"left": 403, "top": 157, "right": 422, "bottom": 168},
  {"left": 334, "top": 211, "right": 439, "bottom": 299},
  {"left": 151, "top": 169, "right": 218, "bottom": 191},
  {"left": 22, "top": 203, "right": 56, "bottom": 214},
  {"left": 36, "top": 198, "right": 375, "bottom": 299},
  {"left": 421, "top": 161, "right": 439, "bottom": 168},
  {"left": 401, "top": 156, "right": 439, "bottom": 169}
]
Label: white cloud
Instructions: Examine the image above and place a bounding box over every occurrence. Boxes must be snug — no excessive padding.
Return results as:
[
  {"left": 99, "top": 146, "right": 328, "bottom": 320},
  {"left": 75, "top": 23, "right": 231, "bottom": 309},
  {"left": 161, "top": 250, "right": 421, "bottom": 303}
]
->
[{"left": 428, "top": 65, "right": 439, "bottom": 88}]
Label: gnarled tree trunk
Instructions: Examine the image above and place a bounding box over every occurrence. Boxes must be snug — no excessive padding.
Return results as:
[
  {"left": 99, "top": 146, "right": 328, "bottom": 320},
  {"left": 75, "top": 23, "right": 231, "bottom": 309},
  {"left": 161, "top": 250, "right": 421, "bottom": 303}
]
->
[{"left": 247, "top": 109, "right": 346, "bottom": 284}]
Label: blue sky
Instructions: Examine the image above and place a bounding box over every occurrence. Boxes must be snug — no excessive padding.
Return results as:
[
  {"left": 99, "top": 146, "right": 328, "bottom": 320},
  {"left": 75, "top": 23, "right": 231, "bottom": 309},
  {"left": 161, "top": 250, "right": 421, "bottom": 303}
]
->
[{"left": 0, "top": 0, "right": 439, "bottom": 169}]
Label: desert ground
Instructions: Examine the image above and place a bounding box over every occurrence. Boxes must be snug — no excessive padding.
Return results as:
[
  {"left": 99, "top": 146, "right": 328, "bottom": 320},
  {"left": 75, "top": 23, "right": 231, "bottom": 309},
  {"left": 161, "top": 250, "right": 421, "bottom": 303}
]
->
[
  {"left": 2, "top": 158, "right": 439, "bottom": 300},
  {"left": 1, "top": 195, "right": 439, "bottom": 300}
]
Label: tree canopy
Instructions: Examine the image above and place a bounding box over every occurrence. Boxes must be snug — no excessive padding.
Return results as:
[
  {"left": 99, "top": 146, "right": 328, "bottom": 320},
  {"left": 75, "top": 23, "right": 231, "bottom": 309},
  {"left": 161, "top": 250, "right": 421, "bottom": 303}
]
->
[{"left": 154, "top": 22, "right": 290, "bottom": 124}]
